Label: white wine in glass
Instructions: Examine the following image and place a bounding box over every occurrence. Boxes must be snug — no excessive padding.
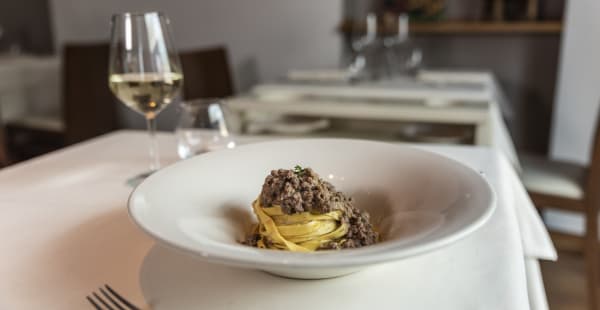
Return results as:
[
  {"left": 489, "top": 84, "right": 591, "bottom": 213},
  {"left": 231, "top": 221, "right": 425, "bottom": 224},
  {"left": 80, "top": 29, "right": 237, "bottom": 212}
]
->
[
  {"left": 108, "top": 12, "right": 183, "bottom": 178},
  {"left": 109, "top": 72, "right": 183, "bottom": 117}
]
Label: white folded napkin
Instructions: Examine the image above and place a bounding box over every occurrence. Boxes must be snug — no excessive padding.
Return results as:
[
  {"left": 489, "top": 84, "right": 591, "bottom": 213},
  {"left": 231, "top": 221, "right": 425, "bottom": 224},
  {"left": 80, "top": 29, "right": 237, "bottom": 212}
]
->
[{"left": 499, "top": 155, "right": 557, "bottom": 260}]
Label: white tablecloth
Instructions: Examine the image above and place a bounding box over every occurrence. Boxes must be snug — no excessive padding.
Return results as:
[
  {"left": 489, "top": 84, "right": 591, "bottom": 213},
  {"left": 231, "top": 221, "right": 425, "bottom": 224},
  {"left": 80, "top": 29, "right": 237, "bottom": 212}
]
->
[{"left": 0, "top": 131, "right": 555, "bottom": 309}]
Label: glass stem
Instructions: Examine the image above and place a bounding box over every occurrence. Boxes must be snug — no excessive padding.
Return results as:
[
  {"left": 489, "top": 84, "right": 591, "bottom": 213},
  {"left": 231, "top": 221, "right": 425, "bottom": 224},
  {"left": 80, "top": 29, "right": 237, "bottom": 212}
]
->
[{"left": 146, "top": 116, "right": 160, "bottom": 172}]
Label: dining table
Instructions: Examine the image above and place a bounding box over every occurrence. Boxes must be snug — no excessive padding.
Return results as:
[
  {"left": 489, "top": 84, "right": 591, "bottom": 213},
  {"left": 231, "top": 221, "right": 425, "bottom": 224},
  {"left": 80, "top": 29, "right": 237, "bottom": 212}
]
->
[{"left": 0, "top": 130, "right": 556, "bottom": 309}]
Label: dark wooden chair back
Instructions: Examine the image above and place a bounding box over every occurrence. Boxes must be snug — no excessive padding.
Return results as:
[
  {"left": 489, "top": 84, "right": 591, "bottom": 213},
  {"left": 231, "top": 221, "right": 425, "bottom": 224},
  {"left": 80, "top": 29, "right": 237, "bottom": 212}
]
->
[
  {"left": 585, "top": 106, "right": 600, "bottom": 204},
  {"left": 179, "top": 46, "right": 234, "bottom": 100},
  {"left": 0, "top": 125, "right": 8, "bottom": 167},
  {"left": 578, "top": 104, "right": 600, "bottom": 310},
  {"left": 61, "top": 44, "right": 233, "bottom": 145},
  {"left": 62, "top": 43, "right": 118, "bottom": 144}
]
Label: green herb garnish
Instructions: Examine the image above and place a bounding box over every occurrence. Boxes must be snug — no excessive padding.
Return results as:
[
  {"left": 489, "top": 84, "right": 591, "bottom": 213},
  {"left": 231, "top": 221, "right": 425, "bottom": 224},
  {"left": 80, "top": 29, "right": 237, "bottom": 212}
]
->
[{"left": 293, "top": 165, "right": 305, "bottom": 175}]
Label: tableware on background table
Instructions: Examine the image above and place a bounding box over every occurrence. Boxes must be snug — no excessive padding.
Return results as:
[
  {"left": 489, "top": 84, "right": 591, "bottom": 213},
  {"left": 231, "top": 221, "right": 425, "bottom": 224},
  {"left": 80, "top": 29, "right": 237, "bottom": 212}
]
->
[
  {"left": 383, "top": 14, "right": 422, "bottom": 76},
  {"left": 109, "top": 12, "right": 183, "bottom": 178},
  {"left": 245, "top": 115, "right": 330, "bottom": 135},
  {"left": 349, "top": 12, "right": 390, "bottom": 80},
  {"left": 286, "top": 69, "right": 354, "bottom": 83},
  {"left": 175, "top": 98, "right": 235, "bottom": 159},
  {"left": 397, "top": 123, "right": 474, "bottom": 145},
  {"left": 86, "top": 284, "right": 143, "bottom": 310},
  {"left": 128, "top": 139, "right": 496, "bottom": 279}
]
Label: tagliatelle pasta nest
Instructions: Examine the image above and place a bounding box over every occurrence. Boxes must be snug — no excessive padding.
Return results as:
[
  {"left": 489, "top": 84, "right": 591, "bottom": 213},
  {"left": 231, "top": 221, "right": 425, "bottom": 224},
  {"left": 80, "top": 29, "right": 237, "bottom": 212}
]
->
[{"left": 244, "top": 166, "right": 378, "bottom": 251}]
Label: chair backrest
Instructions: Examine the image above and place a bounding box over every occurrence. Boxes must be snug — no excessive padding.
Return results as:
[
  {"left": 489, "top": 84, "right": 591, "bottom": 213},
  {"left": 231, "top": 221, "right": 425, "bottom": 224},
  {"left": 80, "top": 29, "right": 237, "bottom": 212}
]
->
[
  {"left": 179, "top": 46, "right": 234, "bottom": 100},
  {"left": 0, "top": 125, "right": 8, "bottom": 167},
  {"left": 62, "top": 43, "right": 118, "bottom": 144},
  {"left": 585, "top": 106, "right": 600, "bottom": 203}
]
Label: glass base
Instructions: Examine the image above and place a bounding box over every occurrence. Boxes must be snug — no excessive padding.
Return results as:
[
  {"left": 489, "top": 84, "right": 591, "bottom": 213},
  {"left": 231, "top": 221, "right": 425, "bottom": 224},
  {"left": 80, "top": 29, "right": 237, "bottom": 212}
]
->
[{"left": 126, "top": 170, "right": 155, "bottom": 188}]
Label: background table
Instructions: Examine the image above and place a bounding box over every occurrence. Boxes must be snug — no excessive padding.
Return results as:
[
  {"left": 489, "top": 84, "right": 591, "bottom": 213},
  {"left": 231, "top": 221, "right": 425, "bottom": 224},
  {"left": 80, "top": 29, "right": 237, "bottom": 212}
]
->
[
  {"left": 227, "top": 71, "right": 519, "bottom": 169},
  {"left": 0, "top": 130, "right": 554, "bottom": 309}
]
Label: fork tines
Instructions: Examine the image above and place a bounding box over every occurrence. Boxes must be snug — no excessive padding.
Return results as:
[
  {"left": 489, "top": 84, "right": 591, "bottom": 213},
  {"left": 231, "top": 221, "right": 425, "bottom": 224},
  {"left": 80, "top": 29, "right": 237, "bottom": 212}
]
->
[{"left": 86, "top": 284, "right": 141, "bottom": 310}]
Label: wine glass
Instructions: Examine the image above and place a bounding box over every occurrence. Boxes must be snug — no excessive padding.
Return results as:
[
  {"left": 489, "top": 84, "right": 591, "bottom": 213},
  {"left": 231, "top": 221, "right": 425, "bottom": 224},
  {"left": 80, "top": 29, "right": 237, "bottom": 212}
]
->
[
  {"left": 108, "top": 12, "right": 183, "bottom": 178},
  {"left": 175, "top": 99, "right": 236, "bottom": 159}
]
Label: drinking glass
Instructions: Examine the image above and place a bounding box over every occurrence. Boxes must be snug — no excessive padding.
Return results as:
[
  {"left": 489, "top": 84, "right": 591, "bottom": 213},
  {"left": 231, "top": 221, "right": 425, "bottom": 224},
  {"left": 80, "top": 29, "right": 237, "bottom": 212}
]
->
[
  {"left": 349, "top": 12, "right": 391, "bottom": 80},
  {"left": 175, "top": 99, "right": 236, "bottom": 159},
  {"left": 108, "top": 12, "right": 183, "bottom": 176},
  {"left": 348, "top": 12, "right": 378, "bottom": 79},
  {"left": 383, "top": 14, "right": 422, "bottom": 76}
]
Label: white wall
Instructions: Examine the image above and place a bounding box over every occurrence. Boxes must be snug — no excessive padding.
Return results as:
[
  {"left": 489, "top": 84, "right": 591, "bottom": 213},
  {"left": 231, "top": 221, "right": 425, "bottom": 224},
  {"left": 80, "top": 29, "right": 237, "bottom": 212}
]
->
[
  {"left": 49, "top": 0, "right": 342, "bottom": 129},
  {"left": 551, "top": 0, "right": 600, "bottom": 164}
]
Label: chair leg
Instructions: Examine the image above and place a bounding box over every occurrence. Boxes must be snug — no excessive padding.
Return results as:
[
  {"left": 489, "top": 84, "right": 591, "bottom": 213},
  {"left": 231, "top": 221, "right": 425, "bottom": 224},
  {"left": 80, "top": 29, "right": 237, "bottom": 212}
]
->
[{"left": 585, "top": 203, "right": 599, "bottom": 310}]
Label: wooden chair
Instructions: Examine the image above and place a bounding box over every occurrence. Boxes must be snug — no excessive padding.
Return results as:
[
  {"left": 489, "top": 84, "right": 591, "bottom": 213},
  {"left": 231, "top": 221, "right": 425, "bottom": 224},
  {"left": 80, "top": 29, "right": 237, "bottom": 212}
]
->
[
  {"left": 521, "top": 109, "right": 600, "bottom": 310},
  {"left": 62, "top": 44, "right": 234, "bottom": 143},
  {"left": 179, "top": 46, "right": 234, "bottom": 100},
  {"left": 62, "top": 43, "right": 118, "bottom": 145},
  {"left": 4, "top": 42, "right": 117, "bottom": 158},
  {"left": 0, "top": 124, "right": 9, "bottom": 167}
]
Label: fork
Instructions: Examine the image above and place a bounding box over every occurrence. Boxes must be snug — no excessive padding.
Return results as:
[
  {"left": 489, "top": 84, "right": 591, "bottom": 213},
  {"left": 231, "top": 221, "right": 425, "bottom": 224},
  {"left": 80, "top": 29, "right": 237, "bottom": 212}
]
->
[{"left": 86, "top": 284, "right": 142, "bottom": 310}]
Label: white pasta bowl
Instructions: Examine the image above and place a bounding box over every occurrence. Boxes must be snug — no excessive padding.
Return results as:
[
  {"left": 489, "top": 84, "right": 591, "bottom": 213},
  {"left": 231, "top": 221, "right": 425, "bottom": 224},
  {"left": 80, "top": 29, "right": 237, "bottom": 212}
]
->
[{"left": 129, "top": 139, "right": 495, "bottom": 279}]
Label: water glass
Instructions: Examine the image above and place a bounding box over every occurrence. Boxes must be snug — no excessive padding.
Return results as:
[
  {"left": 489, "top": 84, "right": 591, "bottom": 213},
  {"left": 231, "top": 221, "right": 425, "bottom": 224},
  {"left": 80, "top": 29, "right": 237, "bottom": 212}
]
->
[{"left": 175, "top": 99, "right": 236, "bottom": 159}]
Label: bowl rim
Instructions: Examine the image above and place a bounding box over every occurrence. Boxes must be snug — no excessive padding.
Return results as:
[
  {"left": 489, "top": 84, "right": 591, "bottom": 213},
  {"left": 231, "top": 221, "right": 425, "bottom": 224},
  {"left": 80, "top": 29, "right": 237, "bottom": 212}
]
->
[{"left": 128, "top": 138, "right": 496, "bottom": 269}]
